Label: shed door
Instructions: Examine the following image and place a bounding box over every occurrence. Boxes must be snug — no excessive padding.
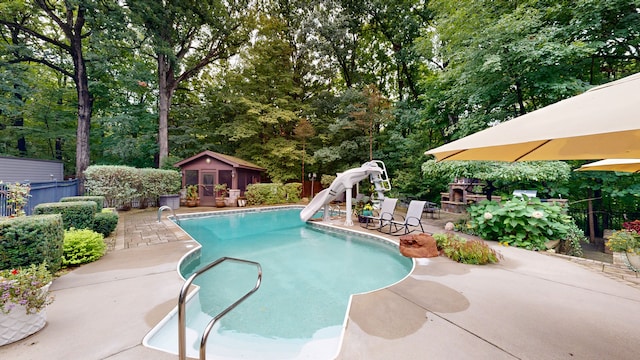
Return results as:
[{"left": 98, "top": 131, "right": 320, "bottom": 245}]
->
[{"left": 201, "top": 172, "right": 216, "bottom": 205}]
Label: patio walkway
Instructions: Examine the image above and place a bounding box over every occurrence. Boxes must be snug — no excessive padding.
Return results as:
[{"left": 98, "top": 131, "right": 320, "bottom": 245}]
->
[{"left": 1, "top": 206, "right": 639, "bottom": 359}]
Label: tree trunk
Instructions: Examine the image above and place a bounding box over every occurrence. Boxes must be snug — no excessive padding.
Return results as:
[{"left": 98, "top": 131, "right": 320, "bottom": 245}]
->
[
  {"left": 69, "top": 8, "right": 92, "bottom": 192},
  {"left": 10, "top": 29, "right": 26, "bottom": 155},
  {"left": 157, "top": 54, "right": 175, "bottom": 168},
  {"left": 12, "top": 91, "right": 27, "bottom": 155}
]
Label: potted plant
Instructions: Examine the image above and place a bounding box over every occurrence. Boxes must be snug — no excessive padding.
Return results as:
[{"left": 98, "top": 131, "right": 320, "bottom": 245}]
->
[
  {"left": 214, "top": 184, "right": 228, "bottom": 208},
  {"left": 354, "top": 201, "right": 373, "bottom": 223},
  {"left": 185, "top": 185, "right": 199, "bottom": 207},
  {"left": 606, "top": 227, "right": 640, "bottom": 269},
  {"left": 1, "top": 263, "right": 54, "bottom": 346}
]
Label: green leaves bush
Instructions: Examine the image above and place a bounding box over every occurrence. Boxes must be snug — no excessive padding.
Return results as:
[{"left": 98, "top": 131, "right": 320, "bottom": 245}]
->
[
  {"left": 84, "top": 165, "right": 181, "bottom": 207},
  {"left": 34, "top": 201, "right": 97, "bottom": 230},
  {"left": 560, "top": 222, "right": 587, "bottom": 257},
  {"left": 93, "top": 210, "right": 119, "bottom": 237},
  {"left": 246, "top": 183, "right": 285, "bottom": 205},
  {"left": 468, "top": 197, "right": 571, "bottom": 250},
  {"left": 283, "top": 183, "right": 302, "bottom": 203},
  {"left": 0, "top": 214, "right": 64, "bottom": 273},
  {"left": 60, "top": 196, "right": 106, "bottom": 212},
  {"left": 432, "top": 232, "right": 501, "bottom": 265},
  {"left": 62, "top": 228, "right": 106, "bottom": 267}
]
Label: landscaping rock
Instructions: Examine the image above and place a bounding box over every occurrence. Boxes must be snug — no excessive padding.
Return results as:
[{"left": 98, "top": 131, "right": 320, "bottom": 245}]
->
[{"left": 399, "top": 233, "right": 439, "bottom": 258}]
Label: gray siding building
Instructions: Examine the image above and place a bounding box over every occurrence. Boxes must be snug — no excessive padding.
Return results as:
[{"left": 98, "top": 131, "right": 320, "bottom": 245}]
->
[{"left": 0, "top": 156, "right": 64, "bottom": 183}]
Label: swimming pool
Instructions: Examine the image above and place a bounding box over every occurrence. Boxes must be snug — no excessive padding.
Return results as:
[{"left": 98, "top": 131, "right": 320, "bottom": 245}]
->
[{"left": 144, "top": 207, "right": 413, "bottom": 359}]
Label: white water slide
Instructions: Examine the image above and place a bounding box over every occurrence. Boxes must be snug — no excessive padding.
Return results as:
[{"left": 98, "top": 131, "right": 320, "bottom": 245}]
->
[{"left": 300, "top": 160, "right": 391, "bottom": 226}]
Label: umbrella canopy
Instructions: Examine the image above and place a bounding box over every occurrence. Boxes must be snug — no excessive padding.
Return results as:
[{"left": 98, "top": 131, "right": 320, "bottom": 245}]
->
[
  {"left": 576, "top": 159, "right": 640, "bottom": 173},
  {"left": 425, "top": 72, "right": 640, "bottom": 162}
]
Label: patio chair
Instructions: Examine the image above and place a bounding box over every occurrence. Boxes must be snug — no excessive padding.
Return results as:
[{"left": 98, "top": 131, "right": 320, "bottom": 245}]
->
[
  {"left": 360, "top": 198, "right": 398, "bottom": 230},
  {"left": 379, "top": 200, "right": 426, "bottom": 235},
  {"left": 424, "top": 201, "right": 440, "bottom": 219}
]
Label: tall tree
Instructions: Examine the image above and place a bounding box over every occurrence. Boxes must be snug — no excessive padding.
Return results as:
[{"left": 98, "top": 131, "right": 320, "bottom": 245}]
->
[
  {"left": 127, "top": 0, "right": 254, "bottom": 167},
  {"left": 212, "top": 14, "right": 311, "bottom": 182},
  {"left": 349, "top": 84, "right": 391, "bottom": 161},
  {"left": 0, "top": 0, "right": 99, "bottom": 181}
]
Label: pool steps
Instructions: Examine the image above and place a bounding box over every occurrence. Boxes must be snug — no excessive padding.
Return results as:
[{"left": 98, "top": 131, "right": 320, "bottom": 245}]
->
[{"left": 178, "top": 257, "right": 262, "bottom": 360}]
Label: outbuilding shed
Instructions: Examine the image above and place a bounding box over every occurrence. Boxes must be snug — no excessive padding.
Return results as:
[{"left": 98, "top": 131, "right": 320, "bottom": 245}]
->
[{"left": 174, "top": 151, "right": 265, "bottom": 206}]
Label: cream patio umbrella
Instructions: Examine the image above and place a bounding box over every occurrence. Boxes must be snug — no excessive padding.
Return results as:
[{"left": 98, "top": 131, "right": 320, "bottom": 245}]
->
[
  {"left": 576, "top": 158, "right": 640, "bottom": 173},
  {"left": 425, "top": 72, "right": 640, "bottom": 162}
]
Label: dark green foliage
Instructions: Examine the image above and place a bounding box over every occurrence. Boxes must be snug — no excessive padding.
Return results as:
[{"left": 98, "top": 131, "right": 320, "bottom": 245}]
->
[
  {"left": 33, "top": 201, "right": 97, "bottom": 231},
  {"left": 62, "top": 228, "right": 106, "bottom": 267},
  {"left": 0, "top": 214, "right": 64, "bottom": 273},
  {"left": 92, "top": 211, "right": 119, "bottom": 237},
  {"left": 60, "top": 196, "right": 106, "bottom": 212}
]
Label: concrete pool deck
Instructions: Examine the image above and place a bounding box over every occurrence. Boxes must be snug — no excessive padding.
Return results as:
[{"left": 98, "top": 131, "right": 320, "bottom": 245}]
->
[{"left": 1, "top": 206, "right": 639, "bottom": 359}]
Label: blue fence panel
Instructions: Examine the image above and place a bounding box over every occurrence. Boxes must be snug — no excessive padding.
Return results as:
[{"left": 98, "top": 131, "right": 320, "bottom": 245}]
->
[
  {"left": 26, "top": 180, "right": 79, "bottom": 215},
  {"left": 0, "top": 183, "right": 7, "bottom": 217},
  {"left": 0, "top": 180, "right": 79, "bottom": 216}
]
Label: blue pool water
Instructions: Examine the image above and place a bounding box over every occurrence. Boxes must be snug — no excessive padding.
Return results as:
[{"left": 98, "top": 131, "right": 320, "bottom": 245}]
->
[{"left": 145, "top": 207, "right": 413, "bottom": 359}]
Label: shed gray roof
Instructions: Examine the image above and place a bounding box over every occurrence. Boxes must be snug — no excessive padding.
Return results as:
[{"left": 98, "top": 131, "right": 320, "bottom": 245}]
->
[{"left": 173, "top": 151, "right": 265, "bottom": 171}]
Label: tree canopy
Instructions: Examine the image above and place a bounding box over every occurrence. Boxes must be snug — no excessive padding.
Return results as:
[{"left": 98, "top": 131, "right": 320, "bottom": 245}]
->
[{"left": 1, "top": 0, "right": 639, "bottom": 230}]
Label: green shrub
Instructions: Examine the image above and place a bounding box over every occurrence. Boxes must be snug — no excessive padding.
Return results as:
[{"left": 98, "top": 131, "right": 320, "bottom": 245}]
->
[
  {"left": 84, "top": 165, "right": 137, "bottom": 207},
  {"left": 468, "top": 197, "right": 571, "bottom": 250},
  {"left": 93, "top": 210, "right": 119, "bottom": 237},
  {"left": 140, "top": 168, "right": 181, "bottom": 196},
  {"left": 0, "top": 214, "right": 64, "bottom": 272},
  {"left": 84, "top": 165, "right": 181, "bottom": 207},
  {"left": 62, "top": 228, "right": 106, "bottom": 266},
  {"left": 245, "top": 183, "right": 287, "bottom": 205},
  {"left": 33, "top": 201, "right": 97, "bottom": 230},
  {"left": 60, "top": 196, "right": 105, "bottom": 212},
  {"left": 432, "top": 232, "right": 501, "bottom": 265},
  {"left": 283, "top": 183, "right": 302, "bottom": 203},
  {"left": 560, "top": 222, "right": 588, "bottom": 257}
]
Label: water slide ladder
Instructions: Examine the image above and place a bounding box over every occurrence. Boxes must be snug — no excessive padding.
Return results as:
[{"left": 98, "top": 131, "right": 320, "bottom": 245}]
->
[
  {"left": 177, "top": 257, "right": 262, "bottom": 360},
  {"left": 369, "top": 160, "right": 391, "bottom": 200}
]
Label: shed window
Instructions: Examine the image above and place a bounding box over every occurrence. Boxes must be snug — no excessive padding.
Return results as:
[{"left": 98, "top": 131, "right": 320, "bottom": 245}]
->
[{"left": 185, "top": 170, "right": 198, "bottom": 186}]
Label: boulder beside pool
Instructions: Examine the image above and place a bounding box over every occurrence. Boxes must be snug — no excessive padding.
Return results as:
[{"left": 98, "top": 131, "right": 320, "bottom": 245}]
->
[{"left": 399, "top": 233, "right": 439, "bottom": 258}]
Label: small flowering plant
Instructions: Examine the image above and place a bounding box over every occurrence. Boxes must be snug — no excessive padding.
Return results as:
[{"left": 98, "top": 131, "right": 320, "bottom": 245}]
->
[
  {"left": 1, "top": 263, "right": 54, "bottom": 315},
  {"left": 606, "top": 229, "right": 639, "bottom": 253}
]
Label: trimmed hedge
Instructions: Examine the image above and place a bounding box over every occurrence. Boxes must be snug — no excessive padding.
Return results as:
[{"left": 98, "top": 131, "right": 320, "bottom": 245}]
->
[
  {"left": 93, "top": 210, "right": 119, "bottom": 237},
  {"left": 84, "top": 165, "right": 181, "bottom": 207},
  {"left": 245, "top": 183, "right": 303, "bottom": 205},
  {"left": 0, "top": 214, "right": 65, "bottom": 272},
  {"left": 245, "top": 183, "right": 285, "bottom": 205},
  {"left": 33, "top": 201, "right": 97, "bottom": 230},
  {"left": 283, "top": 183, "right": 302, "bottom": 203},
  {"left": 60, "top": 196, "right": 106, "bottom": 212}
]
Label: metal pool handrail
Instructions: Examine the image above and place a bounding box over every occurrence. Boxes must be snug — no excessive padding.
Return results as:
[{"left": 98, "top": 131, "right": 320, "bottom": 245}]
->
[
  {"left": 157, "top": 205, "right": 180, "bottom": 225},
  {"left": 178, "top": 257, "right": 262, "bottom": 360}
]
